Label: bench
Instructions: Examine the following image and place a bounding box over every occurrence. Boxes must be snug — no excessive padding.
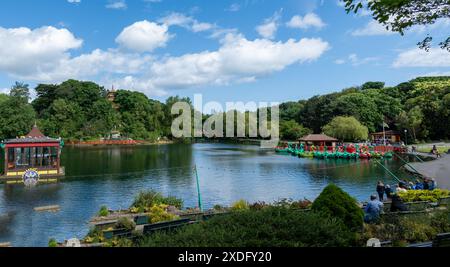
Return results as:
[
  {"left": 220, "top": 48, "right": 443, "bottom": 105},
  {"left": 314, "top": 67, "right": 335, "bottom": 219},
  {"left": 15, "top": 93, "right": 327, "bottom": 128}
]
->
[
  {"left": 103, "top": 228, "right": 133, "bottom": 240},
  {"left": 134, "top": 215, "right": 149, "bottom": 226},
  {"left": 143, "top": 218, "right": 192, "bottom": 234}
]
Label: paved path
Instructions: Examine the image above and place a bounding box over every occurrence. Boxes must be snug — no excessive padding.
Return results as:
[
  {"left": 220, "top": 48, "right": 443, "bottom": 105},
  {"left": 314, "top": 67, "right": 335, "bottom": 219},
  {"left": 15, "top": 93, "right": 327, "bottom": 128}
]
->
[{"left": 404, "top": 153, "right": 450, "bottom": 190}]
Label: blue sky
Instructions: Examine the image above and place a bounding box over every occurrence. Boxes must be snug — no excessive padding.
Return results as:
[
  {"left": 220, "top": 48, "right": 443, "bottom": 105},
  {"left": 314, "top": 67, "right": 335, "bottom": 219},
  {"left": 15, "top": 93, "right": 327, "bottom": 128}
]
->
[{"left": 0, "top": 0, "right": 449, "bottom": 104}]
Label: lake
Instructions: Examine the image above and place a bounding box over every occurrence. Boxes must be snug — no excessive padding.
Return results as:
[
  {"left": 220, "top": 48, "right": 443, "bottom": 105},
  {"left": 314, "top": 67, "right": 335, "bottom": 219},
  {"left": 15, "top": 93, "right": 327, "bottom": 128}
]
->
[{"left": 0, "top": 143, "right": 412, "bottom": 247}]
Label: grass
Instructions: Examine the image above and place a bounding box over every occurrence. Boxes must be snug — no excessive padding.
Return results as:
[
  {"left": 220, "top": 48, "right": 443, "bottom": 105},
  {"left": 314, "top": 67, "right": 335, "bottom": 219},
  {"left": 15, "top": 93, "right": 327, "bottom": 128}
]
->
[{"left": 416, "top": 146, "right": 450, "bottom": 154}]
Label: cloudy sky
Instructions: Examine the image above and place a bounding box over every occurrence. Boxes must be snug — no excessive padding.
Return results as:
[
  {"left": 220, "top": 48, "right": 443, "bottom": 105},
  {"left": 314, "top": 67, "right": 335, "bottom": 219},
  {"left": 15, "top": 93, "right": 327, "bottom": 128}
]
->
[{"left": 0, "top": 0, "right": 449, "bottom": 104}]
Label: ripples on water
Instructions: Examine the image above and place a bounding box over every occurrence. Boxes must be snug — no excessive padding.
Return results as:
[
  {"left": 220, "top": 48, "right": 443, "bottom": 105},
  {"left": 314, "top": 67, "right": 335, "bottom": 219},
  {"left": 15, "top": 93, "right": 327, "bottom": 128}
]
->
[{"left": 0, "top": 143, "right": 411, "bottom": 246}]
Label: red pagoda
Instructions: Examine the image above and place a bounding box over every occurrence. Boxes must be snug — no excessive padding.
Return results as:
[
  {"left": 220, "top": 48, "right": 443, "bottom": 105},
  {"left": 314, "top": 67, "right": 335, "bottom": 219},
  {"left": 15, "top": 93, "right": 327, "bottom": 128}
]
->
[{"left": 1, "top": 125, "right": 65, "bottom": 185}]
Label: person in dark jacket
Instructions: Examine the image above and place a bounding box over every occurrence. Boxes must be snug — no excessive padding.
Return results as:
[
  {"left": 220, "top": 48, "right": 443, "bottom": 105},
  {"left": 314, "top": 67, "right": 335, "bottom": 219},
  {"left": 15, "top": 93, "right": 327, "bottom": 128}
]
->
[
  {"left": 390, "top": 194, "right": 408, "bottom": 212},
  {"left": 376, "top": 181, "right": 385, "bottom": 201},
  {"left": 384, "top": 184, "right": 392, "bottom": 200}
]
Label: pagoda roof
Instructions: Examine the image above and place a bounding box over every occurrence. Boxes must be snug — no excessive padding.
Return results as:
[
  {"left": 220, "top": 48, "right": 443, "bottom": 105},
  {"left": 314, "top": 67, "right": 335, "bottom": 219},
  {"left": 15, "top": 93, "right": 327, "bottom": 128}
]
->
[{"left": 4, "top": 126, "right": 60, "bottom": 144}]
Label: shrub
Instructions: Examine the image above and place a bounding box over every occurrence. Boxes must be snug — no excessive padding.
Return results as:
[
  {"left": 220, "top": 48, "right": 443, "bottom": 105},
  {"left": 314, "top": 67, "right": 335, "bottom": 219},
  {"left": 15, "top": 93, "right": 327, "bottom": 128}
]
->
[
  {"left": 139, "top": 206, "right": 355, "bottom": 247},
  {"left": 398, "top": 189, "right": 450, "bottom": 203},
  {"left": 115, "top": 217, "right": 136, "bottom": 231},
  {"left": 231, "top": 200, "right": 249, "bottom": 211},
  {"left": 98, "top": 206, "right": 109, "bottom": 217},
  {"left": 131, "top": 190, "right": 183, "bottom": 212},
  {"left": 274, "top": 198, "right": 312, "bottom": 209},
  {"left": 48, "top": 238, "right": 58, "bottom": 248},
  {"left": 149, "top": 204, "right": 179, "bottom": 224},
  {"left": 312, "top": 184, "right": 364, "bottom": 232}
]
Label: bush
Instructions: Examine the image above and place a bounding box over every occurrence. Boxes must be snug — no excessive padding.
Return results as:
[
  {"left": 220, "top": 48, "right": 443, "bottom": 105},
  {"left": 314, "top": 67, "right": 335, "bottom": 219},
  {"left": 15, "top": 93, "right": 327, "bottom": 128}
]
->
[
  {"left": 98, "top": 206, "right": 109, "bottom": 217},
  {"left": 138, "top": 207, "right": 355, "bottom": 247},
  {"left": 131, "top": 190, "right": 183, "bottom": 212},
  {"left": 312, "top": 184, "right": 364, "bottom": 232},
  {"left": 115, "top": 217, "right": 136, "bottom": 231},
  {"left": 148, "top": 204, "right": 179, "bottom": 224},
  {"left": 48, "top": 238, "right": 58, "bottom": 248},
  {"left": 398, "top": 189, "right": 450, "bottom": 203},
  {"left": 231, "top": 200, "right": 249, "bottom": 211}
]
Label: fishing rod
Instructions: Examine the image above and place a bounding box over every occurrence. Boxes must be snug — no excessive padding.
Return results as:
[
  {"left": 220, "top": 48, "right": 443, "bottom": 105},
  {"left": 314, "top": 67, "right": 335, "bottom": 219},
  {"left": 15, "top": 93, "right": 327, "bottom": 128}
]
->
[
  {"left": 393, "top": 151, "right": 421, "bottom": 175},
  {"left": 373, "top": 159, "right": 402, "bottom": 183}
]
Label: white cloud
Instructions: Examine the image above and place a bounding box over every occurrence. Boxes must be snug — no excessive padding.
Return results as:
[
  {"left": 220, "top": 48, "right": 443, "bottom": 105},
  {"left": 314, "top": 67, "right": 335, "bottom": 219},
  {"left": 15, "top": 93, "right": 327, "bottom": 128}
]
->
[
  {"left": 158, "top": 12, "right": 215, "bottom": 33},
  {"left": 334, "top": 53, "right": 379, "bottom": 66},
  {"left": 393, "top": 48, "right": 450, "bottom": 68},
  {"left": 106, "top": 0, "right": 127, "bottom": 10},
  {"left": 0, "top": 25, "right": 330, "bottom": 96},
  {"left": 286, "top": 13, "right": 326, "bottom": 30},
  {"left": 256, "top": 11, "right": 282, "bottom": 39},
  {"left": 116, "top": 20, "right": 171, "bottom": 53},
  {"left": 67, "top": 0, "right": 81, "bottom": 3},
  {"left": 114, "top": 33, "right": 330, "bottom": 94},
  {"left": 0, "top": 26, "right": 82, "bottom": 79},
  {"left": 351, "top": 20, "right": 396, "bottom": 36},
  {"left": 226, "top": 3, "right": 241, "bottom": 12}
]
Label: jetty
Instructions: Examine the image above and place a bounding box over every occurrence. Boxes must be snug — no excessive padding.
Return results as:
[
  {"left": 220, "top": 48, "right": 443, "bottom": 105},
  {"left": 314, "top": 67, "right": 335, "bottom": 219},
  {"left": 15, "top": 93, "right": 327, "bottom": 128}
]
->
[
  {"left": 404, "top": 153, "right": 450, "bottom": 190},
  {"left": 34, "top": 205, "right": 61, "bottom": 212}
]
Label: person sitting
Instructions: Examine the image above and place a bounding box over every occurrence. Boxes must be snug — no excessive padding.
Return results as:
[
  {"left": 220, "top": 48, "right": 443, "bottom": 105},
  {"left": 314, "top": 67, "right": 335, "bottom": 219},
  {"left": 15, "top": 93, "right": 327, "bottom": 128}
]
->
[
  {"left": 429, "top": 179, "right": 437, "bottom": 190},
  {"left": 423, "top": 178, "right": 430, "bottom": 190},
  {"left": 364, "top": 195, "right": 384, "bottom": 223},
  {"left": 414, "top": 179, "right": 424, "bottom": 190},
  {"left": 396, "top": 184, "right": 407, "bottom": 193},
  {"left": 408, "top": 182, "right": 416, "bottom": 190},
  {"left": 384, "top": 184, "right": 392, "bottom": 200},
  {"left": 390, "top": 194, "right": 408, "bottom": 212}
]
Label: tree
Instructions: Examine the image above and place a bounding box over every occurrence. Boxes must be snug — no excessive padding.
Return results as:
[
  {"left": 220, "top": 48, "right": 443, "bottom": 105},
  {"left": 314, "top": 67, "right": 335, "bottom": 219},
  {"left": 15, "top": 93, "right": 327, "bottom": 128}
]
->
[
  {"left": 323, "top": 116, "right": 369, "bottom": 142},
  {"left": 280, "top": 120, "right": 312, "bottom": 141},
  {"left": 342, "top": 0, "right": 450, "bottom": 51},
  {"left": 361, "top": 81, "right": 385, "bottom": 90},
  {"left": 330, "top": 93, "right": 382, "bottom": 132},
  {"left": 0, "top": 93, "right": 36, "bottom": 139},
  {"left": 10, "top": 82, "right": 30, "bottom": 103}
]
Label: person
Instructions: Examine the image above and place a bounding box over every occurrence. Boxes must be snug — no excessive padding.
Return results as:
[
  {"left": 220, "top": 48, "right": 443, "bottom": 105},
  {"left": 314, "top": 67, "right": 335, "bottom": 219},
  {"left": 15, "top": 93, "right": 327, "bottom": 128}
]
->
[
  {"left": 423, "top": 178, "right": 430, "bottom": 190},
  {"left": 415, "top": 179, "right": 424, "bottom": 190},
  {"left": 364, "top": 195, "right": 384, "bottom": 223},
  {"left": 408, "top": 182, "right": 416, "bottom": 190},
  {"left": 432, "top": 145, "right": 437, "bottom": 155},
  {"left": 385, "top": 184, "right": 392, "bottom": 200},
  {"left": 412, "top": 146, "right": 417, "bottom": 153},
  {"left": 396, "top": 184, "right": 407, "bottom": 193},
  {"left": 376, "top": 181, "right": 385, "bottom": 201},
  {"left": 429, "top": 179, "right": 437, "bottom": 190},
  {"left": 391, "top": 194, "right": 408, "bottom": 212}
]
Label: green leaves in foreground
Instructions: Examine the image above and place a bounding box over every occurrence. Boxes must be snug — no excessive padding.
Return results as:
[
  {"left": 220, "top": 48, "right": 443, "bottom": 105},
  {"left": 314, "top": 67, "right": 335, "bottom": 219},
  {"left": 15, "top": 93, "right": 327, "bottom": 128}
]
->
[{"left": 139, "top": 207, "right": 355, "bottom": 247}]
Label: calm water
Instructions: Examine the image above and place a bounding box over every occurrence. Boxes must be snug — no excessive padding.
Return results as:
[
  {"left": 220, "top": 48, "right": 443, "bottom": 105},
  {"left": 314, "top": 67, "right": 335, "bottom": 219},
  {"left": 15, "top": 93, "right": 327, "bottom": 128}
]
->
[{"left": 0, "top": 143, "right": 411, "bottom": 247}]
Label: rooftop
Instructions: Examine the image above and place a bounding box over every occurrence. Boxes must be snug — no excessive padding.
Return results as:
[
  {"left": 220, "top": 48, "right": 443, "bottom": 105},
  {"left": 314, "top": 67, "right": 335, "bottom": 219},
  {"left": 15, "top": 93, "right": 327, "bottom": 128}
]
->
[
  {"left": 4, "top": 125, "right": 60, "bottom": 144},
  {"left": 299, "top": 134, "right": 338, "bottom": 142}
]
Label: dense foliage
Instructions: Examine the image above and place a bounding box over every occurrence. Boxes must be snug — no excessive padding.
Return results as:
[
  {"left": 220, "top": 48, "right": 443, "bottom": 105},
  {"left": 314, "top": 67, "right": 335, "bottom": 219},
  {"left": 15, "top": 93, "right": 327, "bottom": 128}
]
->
[
  {"left": 311, "top": 184, "right": 364, "bottom": 232},
  {"left": 323, "top": 116, "right": 369, "bottom": 142},
  {"left": 364, "top": 209, "right": 450, "bottom": 245},
  {"left": 138, "top": 207, "right": 355, "bottom": 247},
  {"left": 279, "top": 76, "right": 450, "bottom": 142},
  {"left": 130, "top": 190, "right": 184, "bottom": 213},
  {"left": 0, "top": 76, "right": 448, "bottom": 143}
]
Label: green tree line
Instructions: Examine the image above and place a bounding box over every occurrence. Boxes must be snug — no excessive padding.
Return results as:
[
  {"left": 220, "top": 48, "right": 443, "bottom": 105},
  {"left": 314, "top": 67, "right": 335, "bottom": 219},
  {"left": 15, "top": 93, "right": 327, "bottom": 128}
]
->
[{"left": 0, "top": 77, "right": 449, "bottom": 143}]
